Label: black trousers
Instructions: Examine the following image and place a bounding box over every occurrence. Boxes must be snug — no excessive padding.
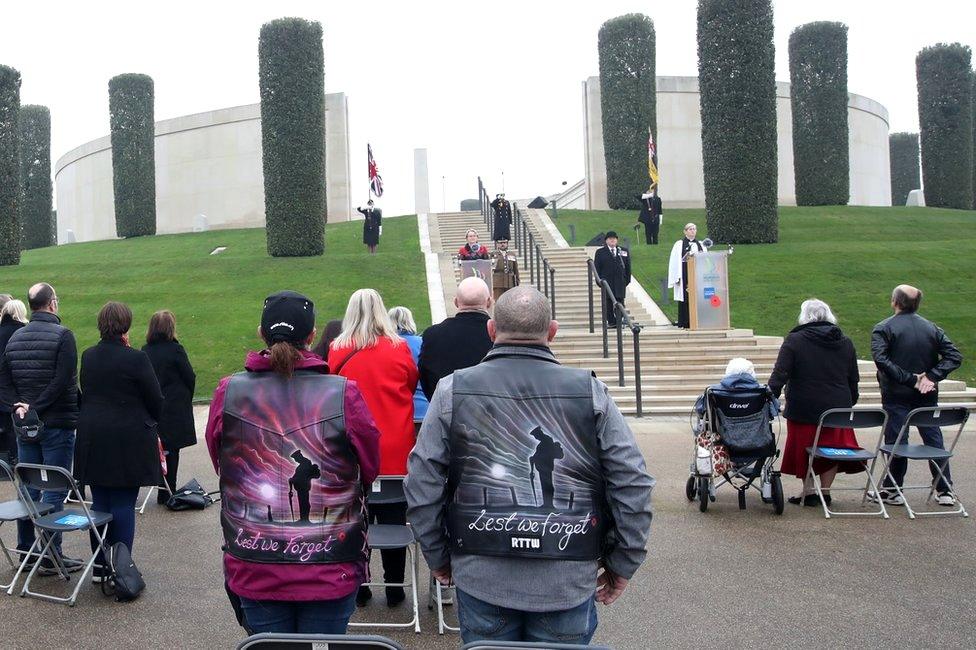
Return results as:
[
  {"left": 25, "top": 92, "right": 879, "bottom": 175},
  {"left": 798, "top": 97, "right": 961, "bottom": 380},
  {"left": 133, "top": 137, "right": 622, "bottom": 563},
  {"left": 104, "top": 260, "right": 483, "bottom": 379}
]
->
[
  {"left": 0, "top": 419, "right": 16, "bottom": 465},
  {"left": 157, "top": 448, "right": 181, "bottom": 503},
  {"left": 677, "top": 287, "right": 690, "bottom": 328},
  {"left": 644, "top": 224, "right": 659, "bottom": 245},
  {"left": 368, "top": 501, "right": 407, "bottom": 587},
  {"left": 604, "top": 293, "right": 626, "bottom": 326}
]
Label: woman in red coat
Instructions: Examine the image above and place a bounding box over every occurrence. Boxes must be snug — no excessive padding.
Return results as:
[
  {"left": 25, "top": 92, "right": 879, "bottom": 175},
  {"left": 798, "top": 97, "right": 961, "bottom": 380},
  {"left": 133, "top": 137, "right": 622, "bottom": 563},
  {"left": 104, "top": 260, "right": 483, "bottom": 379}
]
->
[
  {"left": 458, "top": 229, "right": 489, "bottom": 260},
  {"left": 328, "top": 289, "right": 419, "bottom": 608}
]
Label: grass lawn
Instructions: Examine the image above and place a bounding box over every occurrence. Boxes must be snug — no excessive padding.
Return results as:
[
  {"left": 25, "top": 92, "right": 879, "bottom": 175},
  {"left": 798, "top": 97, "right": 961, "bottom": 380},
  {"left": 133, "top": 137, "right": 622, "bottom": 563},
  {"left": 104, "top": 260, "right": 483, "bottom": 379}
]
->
[
  {"left": 0, "top": 215, "right": 429, "bottom": 398},
  {"left": 552, "top": 206, "right": 976, "bottom": 384}
]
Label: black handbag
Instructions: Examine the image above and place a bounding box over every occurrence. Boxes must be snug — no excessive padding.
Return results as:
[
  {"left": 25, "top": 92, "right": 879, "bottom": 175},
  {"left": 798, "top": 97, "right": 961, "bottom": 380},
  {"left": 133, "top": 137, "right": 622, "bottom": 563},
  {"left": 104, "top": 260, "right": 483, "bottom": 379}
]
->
[
  {"left": 11, "top": 409, "right": 45, "bottom": 444},
  {"left": 101, "top": 542, "right": 145, "bottom": 602},
  {"left": 165, "top": 478, "right": 220, "bottom": 511}
]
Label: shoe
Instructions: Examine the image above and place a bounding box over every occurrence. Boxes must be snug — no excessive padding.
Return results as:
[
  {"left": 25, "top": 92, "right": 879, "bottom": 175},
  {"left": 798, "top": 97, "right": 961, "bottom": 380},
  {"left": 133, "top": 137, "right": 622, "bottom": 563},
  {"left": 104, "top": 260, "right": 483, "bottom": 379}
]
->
[
  {"left": 937, "top": 493, "right": 956, "bottom": 507},
  {"left": 37, "top": 556, "right": 84, "bottom": 577},
  {"left": 788, "top": 496, "right": 803, "bottom": 505},
  {"left": 91, "top": 564, "right": 110, "bottom": 584},
  {"left": 386, "top": 586, "right": 406, "bottom": 608},
  {"left": 356, "top": 586, "right": 372, "bottom": 607},
  {"left": 867, "top": 490, "right": 905, "bottom": 506}
]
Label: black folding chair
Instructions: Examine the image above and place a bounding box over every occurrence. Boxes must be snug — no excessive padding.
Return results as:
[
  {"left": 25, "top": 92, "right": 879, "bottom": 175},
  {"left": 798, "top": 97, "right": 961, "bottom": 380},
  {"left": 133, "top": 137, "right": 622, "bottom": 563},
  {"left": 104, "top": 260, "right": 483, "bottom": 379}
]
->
[
  {"left": 237, "top": 633, "right": 405, "bottom": 649},
  {"left": 461, "top": 641, "right": 612, "bottom": 649},
  {"left": 805, "top": 408, "right": 889, "bottom": 519},
  {"left": 0, "top": 459, "right": 55, "bottom": 592},
  {"left": 15, "top": 463, "right": 112, "bottom": 606},
  {"left": 348, "top": 476, "right": 421, "bottom": 633},
  {"left": 870, "top": 406, "right": 970, "bottom": 519}
]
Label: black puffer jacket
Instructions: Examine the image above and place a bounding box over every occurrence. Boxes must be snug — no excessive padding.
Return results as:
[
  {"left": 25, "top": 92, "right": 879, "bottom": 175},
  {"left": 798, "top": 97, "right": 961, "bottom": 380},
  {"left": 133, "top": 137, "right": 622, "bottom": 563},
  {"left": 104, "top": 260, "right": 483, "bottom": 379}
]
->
[
  {"left": 871, "top": 312, "right": 962, "bottom": 407},
  {"left": 768, "top": 321, "right": 859, "bottom": 424},
  {"left": 0, "top": 315, "right": 25, "bottom": 355},
  {"left": 0, "top": 312, "right": 79, "bottom": 429}
]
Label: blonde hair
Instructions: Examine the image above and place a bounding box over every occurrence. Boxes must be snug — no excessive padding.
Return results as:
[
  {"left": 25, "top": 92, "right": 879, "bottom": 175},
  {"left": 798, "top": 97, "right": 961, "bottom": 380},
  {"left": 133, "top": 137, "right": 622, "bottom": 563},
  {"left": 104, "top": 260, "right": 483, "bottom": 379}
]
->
[
  {"left": 1, "top": 299, "right": 28, "bottom": 324},
  {"left": 388, "top": 306, "right": 417, "bottom": 335},
  {"left": 332, "top": 289, "right": 402, "bottom": 350}
]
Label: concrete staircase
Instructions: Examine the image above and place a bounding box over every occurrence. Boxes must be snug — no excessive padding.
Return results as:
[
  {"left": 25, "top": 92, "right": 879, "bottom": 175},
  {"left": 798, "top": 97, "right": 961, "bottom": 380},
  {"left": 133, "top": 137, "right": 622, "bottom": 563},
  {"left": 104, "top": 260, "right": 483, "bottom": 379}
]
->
[{"left": 424, "top": 208, "right": 976, "bottom": 416}]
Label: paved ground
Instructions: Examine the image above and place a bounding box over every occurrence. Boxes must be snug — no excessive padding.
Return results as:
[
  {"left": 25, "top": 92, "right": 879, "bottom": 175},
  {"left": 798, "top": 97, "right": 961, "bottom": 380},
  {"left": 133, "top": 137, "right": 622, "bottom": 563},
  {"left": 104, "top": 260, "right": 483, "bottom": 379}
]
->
[{"left": 1, "top": 409, "right": 974, "bottom": 649}]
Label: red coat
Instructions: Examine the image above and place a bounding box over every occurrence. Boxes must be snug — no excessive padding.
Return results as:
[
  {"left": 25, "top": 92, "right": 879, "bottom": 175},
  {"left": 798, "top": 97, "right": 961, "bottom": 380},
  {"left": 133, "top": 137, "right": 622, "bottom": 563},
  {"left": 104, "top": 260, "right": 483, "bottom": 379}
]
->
[
  {"left": 329, "top": 337, "right": 419, "bottom": 475},
  {"left": 458, "top": 244, "right": 489, "bottom": 260}
]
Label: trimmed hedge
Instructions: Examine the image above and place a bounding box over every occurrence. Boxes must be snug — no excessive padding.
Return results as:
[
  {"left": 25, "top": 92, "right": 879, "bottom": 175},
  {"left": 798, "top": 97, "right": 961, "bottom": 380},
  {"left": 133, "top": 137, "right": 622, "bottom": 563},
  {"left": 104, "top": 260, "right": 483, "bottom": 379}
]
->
[
  {"left": 0, "top": 65, "right": 20, "bottom": 266},
  {"left": 789, "top": 22, "right": 849, "bottom": 206},
  {"left": 19, "top": 105, "right": 54, "bottom": 249},
  {"left": 916, "top": 43, "right": 973, "bottom": 210},
  {"left": 889, "top": 132, "right": 920, "bottom": 206},
  {"left": 259, "top": 17, "right": 326, "bottom": 257},
  {"left": 697, "top": 0, "right": 778, "bottom": 243},
  {"left": 109, "top": 74, "right": 157, "bottom": 238},
  {"left": 598, "top": 13, "right": 656, "bottom": 210}
]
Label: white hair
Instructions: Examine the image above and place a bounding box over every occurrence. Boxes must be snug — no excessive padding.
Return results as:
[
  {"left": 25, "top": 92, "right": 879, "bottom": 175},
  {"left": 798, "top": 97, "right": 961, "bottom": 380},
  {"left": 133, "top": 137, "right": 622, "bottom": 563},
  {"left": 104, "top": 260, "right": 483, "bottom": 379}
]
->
[
  {"left": 1, "top": 299, "right": 28, "bottom": 324},
  {"left": 332, "top": 289, "right": 402, "bottom": 350},
  {"left": 725, "top": 357, "right": 756, "bottom": 378},
  {"left": 798, "top": 298, "right": 837, "bottom": 325},
  {"left": 388, "top": 306, "right": 417, "bottom": 335}
]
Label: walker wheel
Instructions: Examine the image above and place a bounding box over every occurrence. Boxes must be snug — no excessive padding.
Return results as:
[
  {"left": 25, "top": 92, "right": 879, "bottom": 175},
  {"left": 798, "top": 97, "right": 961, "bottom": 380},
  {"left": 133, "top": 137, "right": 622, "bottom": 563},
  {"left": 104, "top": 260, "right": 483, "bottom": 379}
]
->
[
  {"left": 771, "top": 474, "right": 785, "bottom": 515},
  {"left": 685, "top": 475, "right": 697, "bottom": 501},
  {"left": 698, "top": 477, "right": 709, "bottom": 512}
]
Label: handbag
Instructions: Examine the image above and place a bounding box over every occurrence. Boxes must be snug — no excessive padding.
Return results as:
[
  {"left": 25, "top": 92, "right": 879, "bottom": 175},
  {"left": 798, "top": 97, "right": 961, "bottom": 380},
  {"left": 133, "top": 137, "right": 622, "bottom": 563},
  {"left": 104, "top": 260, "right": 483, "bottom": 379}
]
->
[
  {"left": 165, "top": 478, "right": 220, "bottom": 511},
  {"left": 12, "top": 409, "right": 45, "bottom": 444},
  {"left": 101, "top": 542, "right": 145, "bottom": 602}
]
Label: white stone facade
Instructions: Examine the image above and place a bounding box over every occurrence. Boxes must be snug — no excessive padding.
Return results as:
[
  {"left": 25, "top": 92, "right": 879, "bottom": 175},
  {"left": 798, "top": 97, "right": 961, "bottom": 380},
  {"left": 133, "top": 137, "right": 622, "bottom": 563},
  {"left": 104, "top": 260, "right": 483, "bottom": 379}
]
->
[
  {"left": 583, "top": 76, "right": 891, "bottom": 209},
  {"left": 55, "top": 94, "right": 352, "bottom": 244}
]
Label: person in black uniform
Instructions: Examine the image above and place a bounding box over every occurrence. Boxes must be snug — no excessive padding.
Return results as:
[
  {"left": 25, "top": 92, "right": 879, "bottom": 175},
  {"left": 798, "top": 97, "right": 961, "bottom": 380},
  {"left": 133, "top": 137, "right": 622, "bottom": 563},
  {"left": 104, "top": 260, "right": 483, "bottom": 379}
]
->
[
  {"left": 288, "top": 450, "right": 321, "bottom": 523},
  {"left": 593, "top": 231, "right": 631, "bottom": 326},
  {"left": 637, "top": 190, "right": 663, "bottom": 245},
  {"left": 489, "top": 194, "right": 512, "bottom": 242},
  {"left": 357, "top": 200, "right": 382, "bottom": 255}
]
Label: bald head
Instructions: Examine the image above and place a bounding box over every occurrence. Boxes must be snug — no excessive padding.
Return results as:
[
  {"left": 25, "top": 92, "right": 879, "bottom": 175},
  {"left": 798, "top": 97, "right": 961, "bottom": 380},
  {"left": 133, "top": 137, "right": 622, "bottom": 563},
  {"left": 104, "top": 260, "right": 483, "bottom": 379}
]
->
[
  {"left": 455, "top": 277, "right": 491, "bottom": 312},
  {"left": 892, "top": 284, "right": 922, "bottom": 313},
  {"left": 489, "top": 286, "right": 557, "bottom": 345},
  {"left": 28, "top": 283, "right": 57, "bottom": 313}
]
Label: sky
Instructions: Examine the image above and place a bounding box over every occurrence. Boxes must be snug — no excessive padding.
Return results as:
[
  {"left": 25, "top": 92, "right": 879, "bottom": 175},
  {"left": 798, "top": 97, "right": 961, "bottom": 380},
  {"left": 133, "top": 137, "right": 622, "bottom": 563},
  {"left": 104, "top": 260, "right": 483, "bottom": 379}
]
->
[{"left": 2, "top": 0, "right": 975, "bottom": 217}]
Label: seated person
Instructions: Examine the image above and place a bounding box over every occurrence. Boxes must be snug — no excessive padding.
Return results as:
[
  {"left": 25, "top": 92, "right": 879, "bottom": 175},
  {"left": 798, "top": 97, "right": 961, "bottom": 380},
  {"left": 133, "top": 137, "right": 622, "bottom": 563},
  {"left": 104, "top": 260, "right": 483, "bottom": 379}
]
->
[
  {"left": 694, "top": 357, "right": 780, "bottom": 419},
  {"left": 458, "top": 228, "right": 489, "bottom": 260}
]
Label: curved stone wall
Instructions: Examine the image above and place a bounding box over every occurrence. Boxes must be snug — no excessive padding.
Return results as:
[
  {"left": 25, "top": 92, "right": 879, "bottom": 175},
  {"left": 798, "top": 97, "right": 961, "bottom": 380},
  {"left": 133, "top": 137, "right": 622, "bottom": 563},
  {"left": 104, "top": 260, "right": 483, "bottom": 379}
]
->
[
  {"left": 55, "top": 94, "right": 351, "bottom": 244},
  {"left": 583, "top": 76, "right": 891, "bottom": 209}
]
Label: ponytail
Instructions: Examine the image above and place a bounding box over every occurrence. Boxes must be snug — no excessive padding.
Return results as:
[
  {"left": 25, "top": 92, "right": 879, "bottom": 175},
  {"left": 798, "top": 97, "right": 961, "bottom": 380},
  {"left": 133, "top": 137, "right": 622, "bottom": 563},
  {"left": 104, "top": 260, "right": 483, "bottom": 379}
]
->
[{"left": 269, "top": 341, "right": 302, "bottom": 378}]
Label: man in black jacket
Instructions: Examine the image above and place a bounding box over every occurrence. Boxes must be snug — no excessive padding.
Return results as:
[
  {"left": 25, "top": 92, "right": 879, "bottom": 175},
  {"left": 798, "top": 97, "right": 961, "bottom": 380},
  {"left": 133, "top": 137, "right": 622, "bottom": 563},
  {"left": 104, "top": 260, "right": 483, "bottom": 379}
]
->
[
  {"left": 869, "top": 285, "right": 963, "bottom": 507},
  {"left": 593, "top": 231, "right": 631, "bottom": 326},
  {"left": 637, "top": 191, "right": 662, "bottom": 245},
  {"left": 418, "top": 277, "right": 493, "bottom": 399},
  {"left": 0, "top": 283, "right": 81, "bottom": 566}
]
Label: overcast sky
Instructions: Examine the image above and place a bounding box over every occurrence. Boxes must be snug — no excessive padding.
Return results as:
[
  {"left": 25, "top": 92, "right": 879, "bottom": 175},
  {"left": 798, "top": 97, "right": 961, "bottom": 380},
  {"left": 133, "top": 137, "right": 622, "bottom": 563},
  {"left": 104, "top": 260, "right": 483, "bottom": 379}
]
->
[{"left": 2, "top": 1, "right": 974, "bottom": 217}]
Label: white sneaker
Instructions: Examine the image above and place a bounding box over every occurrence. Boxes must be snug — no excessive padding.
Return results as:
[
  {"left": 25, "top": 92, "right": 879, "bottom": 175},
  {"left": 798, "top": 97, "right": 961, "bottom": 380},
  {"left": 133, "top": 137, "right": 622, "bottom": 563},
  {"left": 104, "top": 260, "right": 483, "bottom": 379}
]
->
[
  {"left": 867, "top": 490, "right": 905, "bottom": 506},
  {"left": 937, "top": 493, "right": 956, "bottom": 507}
]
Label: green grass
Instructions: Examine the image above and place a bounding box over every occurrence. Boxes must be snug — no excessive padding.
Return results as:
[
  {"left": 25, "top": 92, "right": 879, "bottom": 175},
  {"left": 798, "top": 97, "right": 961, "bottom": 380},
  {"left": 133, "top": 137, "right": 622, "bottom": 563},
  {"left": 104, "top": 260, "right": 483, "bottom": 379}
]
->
[
  {"left": 552, "top": 206, "right": 976, "bottom": 384},
  {"left": 0, "top": 216, "right": 429, "bottom": 398}
]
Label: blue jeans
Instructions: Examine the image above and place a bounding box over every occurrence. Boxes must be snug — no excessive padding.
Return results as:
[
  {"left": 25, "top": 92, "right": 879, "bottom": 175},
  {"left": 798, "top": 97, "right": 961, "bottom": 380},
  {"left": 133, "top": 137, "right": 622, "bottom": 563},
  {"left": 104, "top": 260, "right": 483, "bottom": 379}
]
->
[
  {"left": 882, "top": 403, "right": 953, "bottom": 494},
  {"left": 16, "top": 428, "right": 75, "bottom": 554},
  {"left": 457, "top": 588, "right": 598, "bottom": 645},
  {"left": 239, "top": 592, "right": 358, "bottom": 634},
  {"left": 89, "top": 486, "right": 139, "bottom": 565}
]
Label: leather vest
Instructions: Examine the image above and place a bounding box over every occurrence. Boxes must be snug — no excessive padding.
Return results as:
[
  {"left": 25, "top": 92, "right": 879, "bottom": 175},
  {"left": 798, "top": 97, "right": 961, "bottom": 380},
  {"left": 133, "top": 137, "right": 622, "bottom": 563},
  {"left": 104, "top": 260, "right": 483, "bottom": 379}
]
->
[
  {"left": 220, "top": 371, "right": 366, "bottom": 564},
  {"left": 447, "top": 346, "right": 608, "bottom": 561}
]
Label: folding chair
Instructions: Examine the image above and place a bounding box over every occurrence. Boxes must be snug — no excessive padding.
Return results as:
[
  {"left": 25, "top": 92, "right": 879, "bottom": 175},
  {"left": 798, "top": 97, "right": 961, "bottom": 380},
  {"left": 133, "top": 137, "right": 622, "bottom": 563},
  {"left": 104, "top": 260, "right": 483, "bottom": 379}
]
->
[
  {"left": 237, "top": 633, "right": 405, "bottom": 650},
  {"left": 460, "top": 641, "right": 611, "bottom": 650},
  {"left": 348, "top": 476, "right": 421, "bottom": 634},
  {"left": 870, "top": 406, "right": 969, "bottom": 519},
  {"left": 135, "top": 482, "right": 173, "bottom": 515},
  {"left": 429, "top": 575, "right": 459, "bottom": 634},
  {"left": 0, "top": 459, "right": 55, "bottom": 592},
  {"left": 15, "top": 463, "right": 113, "bottom": 606},
  {"left": 805, "top": 408, "right": 889, "bottom": 519}
]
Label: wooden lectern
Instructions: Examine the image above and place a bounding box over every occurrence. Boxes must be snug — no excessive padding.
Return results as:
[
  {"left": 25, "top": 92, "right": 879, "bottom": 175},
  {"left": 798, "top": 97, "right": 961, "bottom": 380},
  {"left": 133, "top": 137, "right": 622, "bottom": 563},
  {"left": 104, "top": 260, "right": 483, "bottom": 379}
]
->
[{"left": 686, "top": 250, "right": 731, "bottom": 330}]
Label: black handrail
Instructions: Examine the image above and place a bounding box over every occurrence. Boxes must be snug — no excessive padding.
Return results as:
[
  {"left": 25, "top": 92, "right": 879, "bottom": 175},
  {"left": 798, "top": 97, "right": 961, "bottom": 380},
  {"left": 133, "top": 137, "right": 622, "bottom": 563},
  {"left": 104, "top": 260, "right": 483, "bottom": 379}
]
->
[{"left": 587, "top": 258, "right": 644, "bottom": 417}]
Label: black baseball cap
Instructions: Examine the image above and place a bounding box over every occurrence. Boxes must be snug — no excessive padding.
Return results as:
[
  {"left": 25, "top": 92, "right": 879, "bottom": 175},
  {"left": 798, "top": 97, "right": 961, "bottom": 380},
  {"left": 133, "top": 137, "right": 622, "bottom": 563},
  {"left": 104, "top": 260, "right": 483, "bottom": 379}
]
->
[
  {"left": 605, "top": 231, "right": 619, "bottom": 240},
  {"left": 261, "top": 291, "right": 315, "bottom": 344}
]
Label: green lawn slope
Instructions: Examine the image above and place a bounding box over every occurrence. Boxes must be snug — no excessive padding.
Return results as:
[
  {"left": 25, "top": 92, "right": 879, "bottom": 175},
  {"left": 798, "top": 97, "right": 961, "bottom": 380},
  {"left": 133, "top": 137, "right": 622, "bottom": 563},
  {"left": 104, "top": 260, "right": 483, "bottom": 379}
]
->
[
  {"left": 0, "top": 215, "right": 429, "bottom": 398},
  {"left": 552, "top": 206, "right": 975, "bottom": 384}
]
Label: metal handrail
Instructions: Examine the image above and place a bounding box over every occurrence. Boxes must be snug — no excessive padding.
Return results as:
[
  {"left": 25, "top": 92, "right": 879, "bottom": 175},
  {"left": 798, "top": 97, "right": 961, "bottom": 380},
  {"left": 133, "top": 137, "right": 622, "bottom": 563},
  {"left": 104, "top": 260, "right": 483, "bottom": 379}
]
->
[{"left": 587, "top": 258, "right": 644, "bottom": 417}]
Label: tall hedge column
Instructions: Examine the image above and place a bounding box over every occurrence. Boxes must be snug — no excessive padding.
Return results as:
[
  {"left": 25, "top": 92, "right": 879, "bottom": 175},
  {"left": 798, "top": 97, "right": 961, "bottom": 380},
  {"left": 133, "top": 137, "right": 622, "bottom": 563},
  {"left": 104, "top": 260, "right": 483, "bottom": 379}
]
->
[
  {"left": 109, "top": 74, "right": 157, "bottom": 238},
  {"left": 597, "top": 13, "right": 656, "bottom": 210},
  {"left": 259, "top": 18, "right": 325, "bottom": 257},
  {"left": 916, "top": 43, "right": 973, "bottom": 210},
  {"left": 697, "top": 0, "right": 778, "bottom": 243},
  {"left": 788, "top": 22, "right": 849, "bottom": 206},
  {"left": 0, "top": 65, "right": 21, "bottom": 265},
  {"left": 19, "top": 105, "right": 54, "bottom": 248},
  {"left": 889, "top": 132, "right": 920, "bottom": 206}
]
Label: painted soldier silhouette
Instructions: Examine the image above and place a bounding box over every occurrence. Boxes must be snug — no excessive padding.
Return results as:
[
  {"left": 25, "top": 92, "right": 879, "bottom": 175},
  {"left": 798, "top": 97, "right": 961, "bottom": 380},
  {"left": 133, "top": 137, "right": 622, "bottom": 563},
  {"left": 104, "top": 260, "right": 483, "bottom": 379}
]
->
[
  {"left": 528, "top": 427, "right": 564, "bottom": 509},
  {"left": 288, "top": 450, "right": 321, "bottom": 522}
]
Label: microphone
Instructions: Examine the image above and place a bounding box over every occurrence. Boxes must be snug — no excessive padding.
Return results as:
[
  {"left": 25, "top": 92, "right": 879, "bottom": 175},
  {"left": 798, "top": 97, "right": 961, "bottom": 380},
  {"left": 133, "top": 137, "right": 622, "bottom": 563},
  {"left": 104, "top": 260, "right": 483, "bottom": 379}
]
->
[{"left": 702, "top": 238, "right": 714, "bottom": 249}]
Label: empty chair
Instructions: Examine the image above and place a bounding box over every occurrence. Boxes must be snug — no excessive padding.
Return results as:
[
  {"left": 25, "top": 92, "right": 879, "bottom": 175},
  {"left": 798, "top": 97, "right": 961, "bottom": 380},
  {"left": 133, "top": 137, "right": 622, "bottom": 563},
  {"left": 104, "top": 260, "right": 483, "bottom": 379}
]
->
[
  {"left": 460, "top": 641, "right": 612, "bottom": 650},
  {"left": 237, "top": 633, "right": 405, "bottom": 649},
  {"left": 0, "top": 459, "right": 54, "bottom": 592},
  {"left": 15, "top": 463, "right": 112, "bottom": 606}
]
